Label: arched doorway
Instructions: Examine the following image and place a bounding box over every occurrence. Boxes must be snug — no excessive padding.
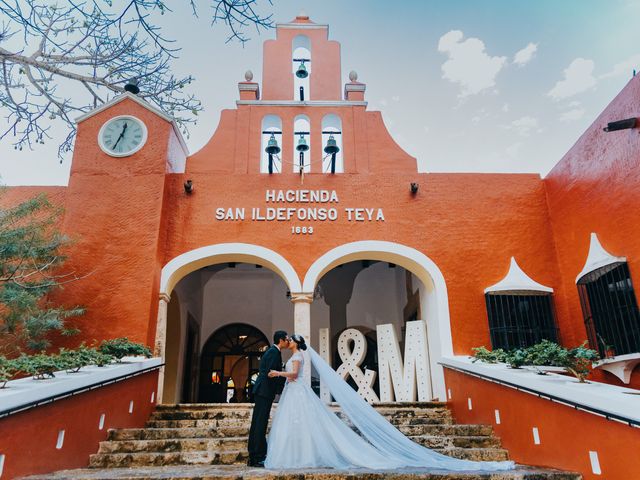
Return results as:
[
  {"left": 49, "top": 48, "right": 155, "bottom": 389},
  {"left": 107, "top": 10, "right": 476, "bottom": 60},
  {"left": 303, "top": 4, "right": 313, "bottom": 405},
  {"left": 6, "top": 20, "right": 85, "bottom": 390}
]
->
[
  {"left": 157, "top": 243, "right": 301, "bottom": 403},
  {"left": 303, "top": 241, "right": 453, "bottom": 401},
  {"left": 199, "top": 323, "right": 270, "bottom": 403}
]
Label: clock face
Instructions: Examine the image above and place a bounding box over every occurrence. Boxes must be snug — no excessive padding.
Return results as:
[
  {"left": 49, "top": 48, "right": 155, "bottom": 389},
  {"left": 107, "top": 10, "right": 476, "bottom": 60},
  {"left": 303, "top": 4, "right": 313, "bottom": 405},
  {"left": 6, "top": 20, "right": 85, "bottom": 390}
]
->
[{"left": 98, "top": 115, "right": 147, "bottom": 157}]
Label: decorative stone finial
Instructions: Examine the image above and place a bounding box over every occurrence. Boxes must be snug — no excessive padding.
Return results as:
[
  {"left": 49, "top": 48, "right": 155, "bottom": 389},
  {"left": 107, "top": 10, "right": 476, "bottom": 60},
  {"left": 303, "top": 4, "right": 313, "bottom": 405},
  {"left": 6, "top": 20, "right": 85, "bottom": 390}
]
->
[
  {"left": 297, "top": 10, "right": 309, "bottom": 19},
  {"left": 244, "top": 70, "right": 254, "bottom": 82},
  {"left": 349, "top": 70, "right": 358, "bottom": 82}
]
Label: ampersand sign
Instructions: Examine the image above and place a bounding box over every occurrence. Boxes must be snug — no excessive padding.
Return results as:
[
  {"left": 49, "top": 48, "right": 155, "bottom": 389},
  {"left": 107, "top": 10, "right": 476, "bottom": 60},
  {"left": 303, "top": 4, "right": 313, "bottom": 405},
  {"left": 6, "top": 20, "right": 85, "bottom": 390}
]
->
[{"left": 335, "top": 328, "right": 380, "bottom": 403}]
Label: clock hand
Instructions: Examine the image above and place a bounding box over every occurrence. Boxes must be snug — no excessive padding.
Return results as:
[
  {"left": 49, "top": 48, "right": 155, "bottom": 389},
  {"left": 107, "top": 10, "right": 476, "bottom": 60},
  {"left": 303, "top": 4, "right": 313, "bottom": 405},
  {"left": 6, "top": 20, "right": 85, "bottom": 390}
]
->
[{"left": 112, "top": 122, "right": 128, "bottom": 149}]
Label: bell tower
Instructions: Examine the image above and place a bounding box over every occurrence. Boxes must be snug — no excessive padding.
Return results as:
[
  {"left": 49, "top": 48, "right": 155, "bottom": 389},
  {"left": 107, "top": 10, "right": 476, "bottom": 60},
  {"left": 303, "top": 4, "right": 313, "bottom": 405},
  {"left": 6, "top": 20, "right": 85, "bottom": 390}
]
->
[{"left": 261, "top": 15, "right": 342, "bottom": 101}]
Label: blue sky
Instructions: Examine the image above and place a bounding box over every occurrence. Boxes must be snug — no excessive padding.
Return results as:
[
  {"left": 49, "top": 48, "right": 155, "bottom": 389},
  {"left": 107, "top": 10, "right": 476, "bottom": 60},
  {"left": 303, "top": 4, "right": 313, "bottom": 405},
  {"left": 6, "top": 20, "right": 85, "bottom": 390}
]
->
[{"left": 1, "top": 0, "right": 639, "bottom": 184}]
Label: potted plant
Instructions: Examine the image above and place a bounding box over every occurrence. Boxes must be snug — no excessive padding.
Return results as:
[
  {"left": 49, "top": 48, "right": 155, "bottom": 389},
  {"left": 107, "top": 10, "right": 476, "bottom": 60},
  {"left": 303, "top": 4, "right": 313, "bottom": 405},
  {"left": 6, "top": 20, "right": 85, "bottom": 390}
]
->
[
  {"left": 471, "top": 346, "right": 506, "bottom": 364},
  {"left": 596, "top": 334, "right": 615, "bottom": 359},
  {"left": 98, "top": 337, "right": 152, "bottom": 362},
  {"left": 0, "top": 356, "right": 18, "bottom": 388},
  {"left": 504, "top": 348, "right": 528, "bottom": 369},
  {"left": 16, "top": 352, "right": 62, "bottom": 380},
  {"left": 561, "top": 342, "right": 600, "bottom": 383},
  {"left": 523, "top": 340, "right": 569, "bottom": 374}
]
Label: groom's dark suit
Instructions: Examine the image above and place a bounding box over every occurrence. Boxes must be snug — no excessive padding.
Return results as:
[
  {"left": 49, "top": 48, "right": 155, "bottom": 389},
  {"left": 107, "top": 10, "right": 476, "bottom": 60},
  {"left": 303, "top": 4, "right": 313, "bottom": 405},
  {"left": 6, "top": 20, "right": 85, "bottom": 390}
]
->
[{"left": 248, "top": 344, "right": 285, "bottom": 464}]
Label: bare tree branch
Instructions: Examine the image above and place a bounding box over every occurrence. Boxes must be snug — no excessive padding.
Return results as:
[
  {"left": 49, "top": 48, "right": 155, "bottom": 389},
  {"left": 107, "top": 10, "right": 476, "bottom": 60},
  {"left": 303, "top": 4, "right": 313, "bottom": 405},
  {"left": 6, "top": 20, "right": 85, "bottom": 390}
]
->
[{"left": 0, "top": 0, "right": 274, "bottom": 159}]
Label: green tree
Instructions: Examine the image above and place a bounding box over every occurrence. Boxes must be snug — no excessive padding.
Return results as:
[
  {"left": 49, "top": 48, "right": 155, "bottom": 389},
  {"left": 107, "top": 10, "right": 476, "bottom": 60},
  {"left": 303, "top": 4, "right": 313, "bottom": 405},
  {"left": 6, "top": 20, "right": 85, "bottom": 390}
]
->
[{"left": 0, "top": 191, "right": 84, "bottom": 354}]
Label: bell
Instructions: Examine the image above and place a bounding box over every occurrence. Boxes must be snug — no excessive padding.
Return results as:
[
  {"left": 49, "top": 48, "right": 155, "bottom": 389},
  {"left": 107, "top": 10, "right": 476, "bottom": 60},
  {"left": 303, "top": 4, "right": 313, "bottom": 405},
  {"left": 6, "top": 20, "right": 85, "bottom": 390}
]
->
[
  {"left": 296, "top": 61, "right": 308, "bottom": 79},
  {"left": 324, "top": 134, "right": 340, "bottom": 155},
  {"left": 265, "top": 133, "right": 281, "bottom": 155},
  {"left": 296, "top": 135, "right": 309, "bottom": 152}
]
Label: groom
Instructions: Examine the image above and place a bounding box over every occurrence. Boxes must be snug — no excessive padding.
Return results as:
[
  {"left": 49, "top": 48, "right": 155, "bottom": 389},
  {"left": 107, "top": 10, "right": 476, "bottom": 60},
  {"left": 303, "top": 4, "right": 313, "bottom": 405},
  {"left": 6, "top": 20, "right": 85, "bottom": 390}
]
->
[{"left": 247, "top": 330, "right": 289, "bottom": 467}]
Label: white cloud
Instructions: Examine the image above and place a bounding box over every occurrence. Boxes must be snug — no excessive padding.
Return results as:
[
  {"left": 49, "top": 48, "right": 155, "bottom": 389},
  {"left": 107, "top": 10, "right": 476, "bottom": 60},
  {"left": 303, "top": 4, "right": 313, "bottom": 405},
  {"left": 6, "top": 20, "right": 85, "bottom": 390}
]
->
[
  {"left": 392, "top": 95, "right": 400, "bottom": 102},
  {"left": 559, "top": 108, "right": 586, "bottom": 122},
  {"left": 379, "top": 98, "right": 388, "bottom": 106},
  {"left": 548, "top": 58, "right": 597, "bottom": 100},
  {"left": 568, "top": 100, "right": 581, "bottom": 108},
  {"left": 437, "top": 30, "right": 507, "bottom": 97},
  {"left": 513, "top": 43, "right": 538, "bottom": 66},
  {"left": 600, "top": 54, "right": 640, "bottom": 79},
  {"left": 502, "top": 103, "right": 510, "bottom": 112},
  {"left": 508, "top": 116, "right": 540, "bottom": 136},
  {"left": 423, "top": 126, "right": 430, "bottom": 134},
  {"left": 506, "top": 142, "right": 523, "bottom": 158}
]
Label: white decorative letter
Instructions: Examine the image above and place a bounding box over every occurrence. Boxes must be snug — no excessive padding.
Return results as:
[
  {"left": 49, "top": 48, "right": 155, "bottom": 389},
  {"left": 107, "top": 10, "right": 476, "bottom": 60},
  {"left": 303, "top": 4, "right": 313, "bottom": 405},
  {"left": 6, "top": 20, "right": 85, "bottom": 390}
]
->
[
  {"left": 376, "top": 320, "right": 431, "bottom": 402},
  {"left": 335, "top": 329, "right": 379, "bottom": 403}
]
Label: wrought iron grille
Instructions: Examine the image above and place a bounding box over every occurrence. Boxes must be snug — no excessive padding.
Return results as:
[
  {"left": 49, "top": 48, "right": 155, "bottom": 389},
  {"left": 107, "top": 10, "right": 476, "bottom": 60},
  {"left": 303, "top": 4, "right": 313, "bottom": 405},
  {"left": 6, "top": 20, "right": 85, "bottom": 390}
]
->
[
  {"left": 578, "top": 262, "right": 640, "bottom": 357},
  {"left": 485, "top": 293, "right": 558, "bottom": 350}
]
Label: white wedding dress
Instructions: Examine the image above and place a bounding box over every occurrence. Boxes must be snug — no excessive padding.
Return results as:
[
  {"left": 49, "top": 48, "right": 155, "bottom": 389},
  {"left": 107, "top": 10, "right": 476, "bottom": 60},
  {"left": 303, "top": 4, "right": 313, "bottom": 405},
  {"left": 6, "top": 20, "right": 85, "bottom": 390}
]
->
[{"left": 264, "top": 348, "right": 515, "bottom": 471}]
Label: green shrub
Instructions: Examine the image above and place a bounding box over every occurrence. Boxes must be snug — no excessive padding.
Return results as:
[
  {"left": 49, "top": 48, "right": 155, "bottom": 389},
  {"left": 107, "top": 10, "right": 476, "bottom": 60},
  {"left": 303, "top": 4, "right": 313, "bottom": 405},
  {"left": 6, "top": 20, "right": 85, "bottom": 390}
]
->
[
  {"left": 471, "top": 346, "right": 506, "bottom": 364},
  {"left": 504, "top": 348, "right": 528, "bottom": 369},
  {"left": 16, "top": 352, "right": 61, "bottom": 380},
  {"left": 524, "top": 339, "right": 569, "bottom": 366},
  {"left": 0, "top": 356, "right": 18, "bottom": 388},
  {"left": 58, "top": 344, "right": 102, "bottom": 373},
  {"left": 562, "top": 342, "right": 600, "bottom": 383},
  {"left": 98, "top": 338, "right": 151, "bottom": 362}
]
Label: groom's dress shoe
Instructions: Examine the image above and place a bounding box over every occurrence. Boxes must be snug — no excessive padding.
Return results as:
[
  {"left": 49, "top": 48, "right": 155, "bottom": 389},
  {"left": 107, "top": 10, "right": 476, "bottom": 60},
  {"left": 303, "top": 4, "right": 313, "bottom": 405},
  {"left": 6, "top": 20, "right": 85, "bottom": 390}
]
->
[{"left": 247, "top": 460, "right": 265, "bottom": 468}]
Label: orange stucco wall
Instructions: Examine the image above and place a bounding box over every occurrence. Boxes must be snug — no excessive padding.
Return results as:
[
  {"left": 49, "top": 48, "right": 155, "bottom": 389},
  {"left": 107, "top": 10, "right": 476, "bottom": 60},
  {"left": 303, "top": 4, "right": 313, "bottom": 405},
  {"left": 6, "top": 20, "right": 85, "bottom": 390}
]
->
[
  {"left": 444, "top": 368, "right": 640, "bottom": 480},
  {"left": 0, "top": 370, "right": 158, "bottom": 479},
  {"left": 544, "top": 74, "right": 640, "bottom": 385}
]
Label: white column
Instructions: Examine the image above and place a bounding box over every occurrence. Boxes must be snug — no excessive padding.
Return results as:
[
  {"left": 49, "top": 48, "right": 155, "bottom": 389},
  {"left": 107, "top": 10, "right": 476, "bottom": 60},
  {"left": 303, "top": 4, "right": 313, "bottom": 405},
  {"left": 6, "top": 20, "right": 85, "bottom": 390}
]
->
[
  {"left": 154, "top": 293, "right": 170, "bottom": 403},
  {"left": 290, "top": 292, "right": 313, "bottom": 385}
]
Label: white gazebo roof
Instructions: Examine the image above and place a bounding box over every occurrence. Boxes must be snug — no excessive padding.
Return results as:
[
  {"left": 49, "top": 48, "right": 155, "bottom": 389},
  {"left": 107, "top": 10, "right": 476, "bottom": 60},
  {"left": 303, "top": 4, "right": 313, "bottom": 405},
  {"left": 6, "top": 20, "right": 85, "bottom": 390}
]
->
[
  {"left": 484, "top": 257, "right": 553, "bottom": 294},
  {"left": 576, "top": 233, "right": 626, "bottom": 284}
]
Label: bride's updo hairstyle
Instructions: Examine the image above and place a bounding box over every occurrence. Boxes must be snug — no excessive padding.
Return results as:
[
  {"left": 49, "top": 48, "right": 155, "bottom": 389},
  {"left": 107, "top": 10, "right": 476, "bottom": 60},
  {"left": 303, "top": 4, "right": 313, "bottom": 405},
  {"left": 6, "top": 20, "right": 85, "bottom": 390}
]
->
[{"left": 291, "top": 334, "right": 307, "bottom": 351}]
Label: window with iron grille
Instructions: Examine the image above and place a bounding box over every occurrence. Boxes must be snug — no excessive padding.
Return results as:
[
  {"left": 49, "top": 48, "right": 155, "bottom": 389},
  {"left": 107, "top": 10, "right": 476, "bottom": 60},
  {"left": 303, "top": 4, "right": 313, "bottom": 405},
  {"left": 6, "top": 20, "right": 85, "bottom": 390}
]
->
[
  {"left": 577, "top": 262, "right": 640, "bottom": 357},
  {"left": 485, "top": 293, "right": 558, "bottom": 350}
]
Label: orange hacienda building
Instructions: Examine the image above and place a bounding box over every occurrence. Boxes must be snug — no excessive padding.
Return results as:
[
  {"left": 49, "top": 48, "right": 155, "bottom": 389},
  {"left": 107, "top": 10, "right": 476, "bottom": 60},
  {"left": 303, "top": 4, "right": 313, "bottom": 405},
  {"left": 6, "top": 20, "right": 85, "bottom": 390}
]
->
[{"left": 1, "top": 15, "right": 639, "bottom": 480}]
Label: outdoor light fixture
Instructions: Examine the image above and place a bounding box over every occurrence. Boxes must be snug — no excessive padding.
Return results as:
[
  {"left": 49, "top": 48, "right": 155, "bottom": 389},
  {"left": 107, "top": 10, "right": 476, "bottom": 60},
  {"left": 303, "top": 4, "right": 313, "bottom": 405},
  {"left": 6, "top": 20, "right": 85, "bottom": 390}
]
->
[
  {"left": 411, "top": 183, "right": 419, "bottom": 194},
  {"left": 603, "top": 118, "right": 637, "bottom": 132},
  {"left": 264, "top": 133, "right": 281, "bottom": 174},
  {"left": 324, "top": 134, "right": 340, "bottom": 174},
  {"left": 299, "top": 86, "right": 305, "bottom": 101},
  {"left": 184, "top": 179, "right": 194, "bottom": 194},
  {"left": 124, "top": 78, "right": 140, "bottom": 95}
]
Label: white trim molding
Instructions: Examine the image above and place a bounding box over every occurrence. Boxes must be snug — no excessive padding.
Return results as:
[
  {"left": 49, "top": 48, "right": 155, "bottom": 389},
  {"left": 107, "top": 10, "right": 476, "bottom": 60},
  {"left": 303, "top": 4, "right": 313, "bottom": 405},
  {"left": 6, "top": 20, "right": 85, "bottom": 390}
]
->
[
  {"left": 160, "top": 243, "right": 302, "bottom": 296},
  {"left": 485, "top": 257, "right": 553, "bottom": 294},
  {"left": 75, "top": 92, "right": 189, "bottom": 156},
  {"left": 576, "top": 233, "right": 626, "bottom": 284},
  {"left": 302, "top": 240, "right": 453, "bottom": 401}
]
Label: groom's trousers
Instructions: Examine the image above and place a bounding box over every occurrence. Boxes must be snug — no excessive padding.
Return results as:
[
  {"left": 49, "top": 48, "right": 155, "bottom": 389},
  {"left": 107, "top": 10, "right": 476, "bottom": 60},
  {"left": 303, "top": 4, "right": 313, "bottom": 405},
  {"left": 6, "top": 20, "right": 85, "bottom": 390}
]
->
[{"left": 248, "top": 393, "right": 274, "bottom": 463}]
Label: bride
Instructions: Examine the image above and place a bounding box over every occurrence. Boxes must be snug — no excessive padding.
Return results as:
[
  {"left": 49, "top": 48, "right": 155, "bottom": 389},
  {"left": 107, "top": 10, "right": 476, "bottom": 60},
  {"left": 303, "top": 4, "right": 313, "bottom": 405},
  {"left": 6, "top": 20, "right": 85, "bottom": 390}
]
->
[{"left": 264, "top": 334, "right": 514, "bottom": 471}]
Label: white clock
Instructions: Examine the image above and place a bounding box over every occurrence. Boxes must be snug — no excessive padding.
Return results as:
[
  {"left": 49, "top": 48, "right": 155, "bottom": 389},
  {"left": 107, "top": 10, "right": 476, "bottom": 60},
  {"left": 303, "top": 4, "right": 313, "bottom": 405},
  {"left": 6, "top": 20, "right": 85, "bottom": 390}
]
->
[{"left": 98, "top": 115, "right": 148, "bottom": 157}]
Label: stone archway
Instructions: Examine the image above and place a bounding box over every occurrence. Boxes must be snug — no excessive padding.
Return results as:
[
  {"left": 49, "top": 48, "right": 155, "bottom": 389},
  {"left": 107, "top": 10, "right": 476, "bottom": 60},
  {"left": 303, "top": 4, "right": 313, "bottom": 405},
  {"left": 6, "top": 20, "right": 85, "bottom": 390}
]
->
[
  {"left": 302, "top": 240, "right": 453, "bottom": 401},
  {"left": 156, "top": 243, "right": 302, "bottom": 401}
]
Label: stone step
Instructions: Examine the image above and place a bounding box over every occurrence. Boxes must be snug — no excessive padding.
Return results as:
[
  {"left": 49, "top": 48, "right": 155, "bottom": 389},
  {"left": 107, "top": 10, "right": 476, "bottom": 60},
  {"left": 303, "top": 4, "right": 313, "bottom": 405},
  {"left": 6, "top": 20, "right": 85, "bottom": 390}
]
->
[
  {"left": 97, "top": 437, "right": 247, "bottom": 454},
  {"left": 89, "top": 450, "right": 249, "bottom": 468},
  {"left": 24, "top": 464, "right": 583, "bottom": 480},
  {"left": 145, "top": 416, "right": 453, "bottom": 429},
  {"left": 108, "top": 426, "right": 250, "bottom": 441},
  {"left": 89, "top": 446, "right": 508, "bottom": 469},
  {"left": 155, "top": 401, "right": 449, "bottom": 411},
  {"left": 108, "top": 423, "right": 493, "bottom": 442},
  {"left": 149, "top": 407, "right": 452, "bottom": 422},
  {"left": 410, "top": 435, "right": 502, "bottom": 449}
]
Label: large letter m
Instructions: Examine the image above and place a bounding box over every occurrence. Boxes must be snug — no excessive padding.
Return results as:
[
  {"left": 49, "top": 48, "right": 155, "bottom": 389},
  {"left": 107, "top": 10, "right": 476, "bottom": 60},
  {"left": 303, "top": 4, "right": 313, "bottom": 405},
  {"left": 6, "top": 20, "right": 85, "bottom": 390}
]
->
[{"left": 376, "top": 320, "right": 432, "bottom": 402}]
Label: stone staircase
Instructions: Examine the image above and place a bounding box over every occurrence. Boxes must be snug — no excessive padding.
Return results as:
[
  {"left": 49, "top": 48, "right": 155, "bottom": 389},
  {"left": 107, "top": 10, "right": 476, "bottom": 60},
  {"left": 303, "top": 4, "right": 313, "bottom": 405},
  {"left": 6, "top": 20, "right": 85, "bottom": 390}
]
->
[
  {"left": 25, "top": 403, "right": 582, "bottom": 479},
  {"left": 88, "top": 402, "right": 509, "bottom": 468}
]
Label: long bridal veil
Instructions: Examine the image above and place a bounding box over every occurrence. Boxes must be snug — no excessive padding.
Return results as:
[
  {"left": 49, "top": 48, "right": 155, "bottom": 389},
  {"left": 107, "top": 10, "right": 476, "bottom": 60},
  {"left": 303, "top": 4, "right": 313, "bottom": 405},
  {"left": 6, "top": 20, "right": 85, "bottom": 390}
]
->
[{"left": 306, "top": 347, "right": 515, "bottom": 471}]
